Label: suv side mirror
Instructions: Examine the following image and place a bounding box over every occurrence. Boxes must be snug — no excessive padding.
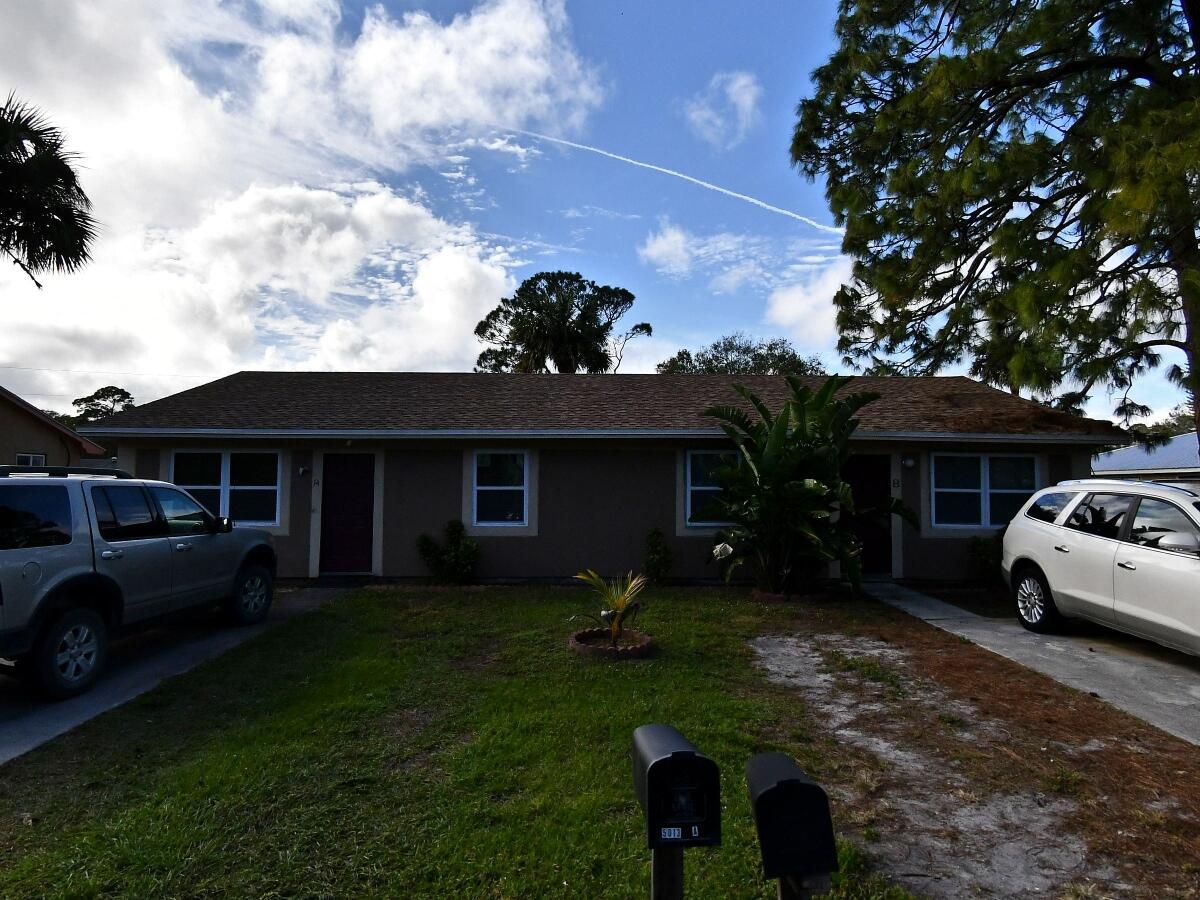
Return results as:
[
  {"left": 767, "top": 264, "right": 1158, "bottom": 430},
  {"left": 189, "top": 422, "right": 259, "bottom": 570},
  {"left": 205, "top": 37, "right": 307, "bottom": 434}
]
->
[
  {"left": 215, "top": 516, "right": 234, "bottom": 534},
  {"left": 1158, "top": 532, "right": 1199, "bottom": 555}
]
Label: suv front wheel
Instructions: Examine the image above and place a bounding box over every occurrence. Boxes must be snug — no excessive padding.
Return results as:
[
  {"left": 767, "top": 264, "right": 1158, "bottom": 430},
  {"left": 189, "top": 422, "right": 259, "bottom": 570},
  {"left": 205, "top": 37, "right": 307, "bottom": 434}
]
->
[
  {"left": 1013, "top": 566, "right": 1063, "bottom": 633},
  {"left": 224, "top": 565, "right": 274, "bottom": 625},
  {"left": 32, "top": 607, "right": 109, "bottom": 699}
]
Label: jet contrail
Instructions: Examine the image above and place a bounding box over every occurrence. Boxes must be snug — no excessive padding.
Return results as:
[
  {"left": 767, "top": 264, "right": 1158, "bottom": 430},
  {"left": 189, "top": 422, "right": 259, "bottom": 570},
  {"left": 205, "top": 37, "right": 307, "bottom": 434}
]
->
[{"left": 516, "top": 131, "right": 844, "bottom": 235}]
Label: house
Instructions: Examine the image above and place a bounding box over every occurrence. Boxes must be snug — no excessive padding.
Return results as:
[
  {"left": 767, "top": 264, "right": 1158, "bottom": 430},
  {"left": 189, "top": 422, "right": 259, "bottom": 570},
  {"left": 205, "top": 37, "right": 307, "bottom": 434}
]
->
[
  {"left": 81, "top": 372, "right": 1125, "bottom": 582},
  {"left": 1093, "top": 431, "right": 1200, "bottom": 483},
  {"left": 0, "top": 384, "right": 105, "bottom": 466}
]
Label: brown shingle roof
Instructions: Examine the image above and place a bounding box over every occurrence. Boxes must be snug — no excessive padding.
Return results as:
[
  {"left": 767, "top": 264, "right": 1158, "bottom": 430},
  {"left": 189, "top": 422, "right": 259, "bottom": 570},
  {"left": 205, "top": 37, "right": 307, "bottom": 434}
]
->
[{"left": 82, "top": 372, "right": 1125, "bottom": 441}]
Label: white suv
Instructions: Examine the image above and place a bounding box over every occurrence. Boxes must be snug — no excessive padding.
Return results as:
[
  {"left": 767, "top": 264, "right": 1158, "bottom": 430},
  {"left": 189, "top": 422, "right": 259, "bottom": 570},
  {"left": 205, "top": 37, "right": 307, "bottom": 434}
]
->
[{"left": 1002, "top": 479, "right": 1199, "bottom": 656}]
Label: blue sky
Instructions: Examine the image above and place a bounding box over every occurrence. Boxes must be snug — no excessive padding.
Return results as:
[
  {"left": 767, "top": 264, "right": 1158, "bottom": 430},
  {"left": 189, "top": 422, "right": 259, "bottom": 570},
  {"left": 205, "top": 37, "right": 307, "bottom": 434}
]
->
[{"left": 0, "top": 0, "right": 1185, "bottom": 423}]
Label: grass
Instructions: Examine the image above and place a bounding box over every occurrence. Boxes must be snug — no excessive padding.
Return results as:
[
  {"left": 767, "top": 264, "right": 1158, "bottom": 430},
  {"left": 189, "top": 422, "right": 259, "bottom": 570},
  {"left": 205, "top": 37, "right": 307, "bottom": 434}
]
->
[
  {"left": 823, "top": 649, "right": 906, "bottom": 698},
  {"left": 0, "top": 587, "right": 910, "bottom": 899}
]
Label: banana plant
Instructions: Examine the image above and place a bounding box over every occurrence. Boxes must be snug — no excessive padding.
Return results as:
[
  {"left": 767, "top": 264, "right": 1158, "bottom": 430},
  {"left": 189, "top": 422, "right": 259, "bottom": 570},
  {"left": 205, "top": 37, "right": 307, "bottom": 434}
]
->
[
  {"left": 571, "top": 569, "right": 648, "bottom": 647},
  {"left": 705, "top": 375, "right": 915, "bottom": 594}
]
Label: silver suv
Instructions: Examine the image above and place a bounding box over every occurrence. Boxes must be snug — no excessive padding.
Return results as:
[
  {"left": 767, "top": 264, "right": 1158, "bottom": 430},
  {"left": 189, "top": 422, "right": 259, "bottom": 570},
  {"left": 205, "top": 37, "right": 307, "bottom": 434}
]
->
[{"left": 0, "top": 467, "right": 276, "bottom": 698}]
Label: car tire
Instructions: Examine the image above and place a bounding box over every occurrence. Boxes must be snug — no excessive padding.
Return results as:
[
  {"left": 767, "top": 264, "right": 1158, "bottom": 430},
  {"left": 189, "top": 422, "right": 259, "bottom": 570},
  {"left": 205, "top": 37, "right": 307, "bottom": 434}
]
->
[
  {"left": 1013, "top": 566, "right": 1063, "bottom": 633},
  {"left": 224, "top": 565, "right": 273, "bottom": 625},
  {"left": 32, "top": 607, "right": 108, "bottom": 700}
]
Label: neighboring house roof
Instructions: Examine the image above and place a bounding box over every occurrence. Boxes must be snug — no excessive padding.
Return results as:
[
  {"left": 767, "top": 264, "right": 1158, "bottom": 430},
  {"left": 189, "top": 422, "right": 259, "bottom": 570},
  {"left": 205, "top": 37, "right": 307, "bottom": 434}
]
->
[
  {"left": 81, "top": 372, "right": 1126, "bottom": 443},
  {"left": 0, "top": 384, "right": 105, "bottom": 456},
  {"left": 1093, "top": 431, "right": 1200, "bottom": 474}
]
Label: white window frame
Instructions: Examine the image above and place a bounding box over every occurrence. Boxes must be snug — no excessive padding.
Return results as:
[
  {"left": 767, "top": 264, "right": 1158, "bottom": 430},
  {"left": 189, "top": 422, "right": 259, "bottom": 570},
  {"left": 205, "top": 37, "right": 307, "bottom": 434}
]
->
[
  {"left": 170, "top": 450, "right": 281, "bottom": 527},
  {"left": 686, "top": 449, "right": 735, "bottom": 527},
  {"left": 930, "top": 453, "right": 1039, "bottom": 529},
  {"left": 15, "top": 452, "right": 47, "bottom": 467},
  {"left": 472, "top": 450, "right": 528, "bottom": 527}
]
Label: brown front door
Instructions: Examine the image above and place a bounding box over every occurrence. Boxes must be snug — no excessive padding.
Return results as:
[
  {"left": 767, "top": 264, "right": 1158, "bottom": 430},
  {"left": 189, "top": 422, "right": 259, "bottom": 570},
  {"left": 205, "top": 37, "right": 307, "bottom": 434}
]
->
[
  {"left": 843, "top": 455, "right": 893, "bottom": 576},
  {"left": 319, "top": 453, "right": 375, "bottom": 574}
]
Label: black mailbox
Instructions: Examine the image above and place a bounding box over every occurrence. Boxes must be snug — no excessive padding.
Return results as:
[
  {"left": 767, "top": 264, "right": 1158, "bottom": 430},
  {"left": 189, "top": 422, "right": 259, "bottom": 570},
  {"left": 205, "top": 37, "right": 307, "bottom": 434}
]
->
[
  {"left": 631, "top": 724, "right": 721, "bottom": 849},
  {"left": 745, "top": 752, "right": 838, "bottom": 880}
]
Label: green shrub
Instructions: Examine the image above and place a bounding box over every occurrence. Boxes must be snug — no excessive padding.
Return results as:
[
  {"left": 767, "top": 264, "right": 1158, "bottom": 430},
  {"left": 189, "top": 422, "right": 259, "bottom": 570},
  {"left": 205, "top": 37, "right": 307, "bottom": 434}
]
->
[
  {"left": 643, "top": 528, "right": 672, "bottom": 584},
  {"left": 705, "top": 375, "right": 915, "bottom": 594},
  {"left": 966, "top": 526, "right": 1006, "bottom": 583},
  {"left": 417, "top": 519, "right": 480, "bottom": 584}
]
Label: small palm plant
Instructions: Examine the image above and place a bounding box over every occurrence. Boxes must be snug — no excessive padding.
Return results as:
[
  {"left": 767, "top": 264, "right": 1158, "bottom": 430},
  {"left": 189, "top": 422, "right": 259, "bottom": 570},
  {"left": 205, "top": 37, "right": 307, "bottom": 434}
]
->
[{"left": 571, "top": 570, "right": 648, "bottom": 647}]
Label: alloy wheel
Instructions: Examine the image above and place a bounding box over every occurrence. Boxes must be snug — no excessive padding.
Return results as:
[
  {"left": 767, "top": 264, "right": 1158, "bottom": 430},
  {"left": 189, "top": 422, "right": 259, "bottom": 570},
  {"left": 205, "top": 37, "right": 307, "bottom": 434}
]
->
[
  {"left": 240, "top": 575, "right": 268, "bottom": 614},
  {"left": 54, "top": 624, "right": 98, "bottom": 683},
  {"left": 1016, "top": 575, "right": 1045, "bottom": 624}
]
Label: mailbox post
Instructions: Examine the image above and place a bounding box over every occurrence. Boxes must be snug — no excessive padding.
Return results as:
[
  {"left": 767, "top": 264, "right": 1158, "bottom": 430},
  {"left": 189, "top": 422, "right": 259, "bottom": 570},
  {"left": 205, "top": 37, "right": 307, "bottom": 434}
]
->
[
  {"left": 745, "top": 752, "right": 838, "bottom": 900},
  {"left": 631, "top": 724, "right": 721, "bottom": 900}
]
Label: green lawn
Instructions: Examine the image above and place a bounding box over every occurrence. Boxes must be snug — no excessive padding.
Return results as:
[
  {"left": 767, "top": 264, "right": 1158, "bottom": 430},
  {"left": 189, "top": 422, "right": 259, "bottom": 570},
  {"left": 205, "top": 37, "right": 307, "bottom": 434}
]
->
[{"left": 0, "top": 587, "right": 908, "bottom": 899}]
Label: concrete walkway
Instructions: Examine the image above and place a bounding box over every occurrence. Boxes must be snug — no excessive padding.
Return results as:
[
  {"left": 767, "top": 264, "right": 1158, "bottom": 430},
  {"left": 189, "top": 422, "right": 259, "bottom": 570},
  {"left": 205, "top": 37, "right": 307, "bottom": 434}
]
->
[
  {"left": 0, "top": 586, "right": 342, "bottom": 767},
  {"left": 871, "top": 582, "right": 1200, "bottom": 747}
]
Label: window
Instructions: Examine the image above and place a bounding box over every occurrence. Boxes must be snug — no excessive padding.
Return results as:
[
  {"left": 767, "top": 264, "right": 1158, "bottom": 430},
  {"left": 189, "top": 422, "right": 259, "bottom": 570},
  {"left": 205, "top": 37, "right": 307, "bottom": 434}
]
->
[
  {"left": 687, "top": 450, "right": 736, "bottom": 526},
  {"left": 931, "top": 454, "right": 1038, "bottom": 527},
  {"left": 1126, "top": 497, "right": 1200, "bottom": 552},
  {"left": 172, "top": 451, "right": 280, "bottom": 525},
  {"left": 1063, "top": 493, "right": 1132, "bottom": 540},
  {"left": 93, "top": 485, "right": 162, "bottom": 542},
  {"left": 1024, "top": 491, "right": 1080, "bottom": 524},
  {"left": 473, "top": 451, "right": 526, "bottom": 525},
  {"left": 0, "top": 485, "right": 73, "bottom": 550},
  {"left": 150, "top": 487, "right": 210, "bottom": 536},
  {"left": 15, "top": 453, "right": 47, "bottom": 467}
]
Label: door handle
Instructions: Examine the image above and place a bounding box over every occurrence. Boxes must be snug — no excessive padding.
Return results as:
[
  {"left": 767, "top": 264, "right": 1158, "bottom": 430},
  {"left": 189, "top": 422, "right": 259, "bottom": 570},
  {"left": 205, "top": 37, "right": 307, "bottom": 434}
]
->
[
  {"left": 175, "top": 542, "right": 193, "bottom": 552},
  {"left": 1053, "top": 545, "right": 1070, "bottom": 553},
  {"left": 1117, "top": 561, "right": 1137, "bottom": 571},
  {"left": 100, "top": 549, "right": 124, "bottom": 560}
]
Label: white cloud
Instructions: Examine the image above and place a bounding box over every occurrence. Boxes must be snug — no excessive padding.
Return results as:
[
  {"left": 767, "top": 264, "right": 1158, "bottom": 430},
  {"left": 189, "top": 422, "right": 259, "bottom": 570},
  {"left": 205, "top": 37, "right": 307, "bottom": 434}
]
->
[
  {"left": 637, "top": 222, "right": 695, "bottom": 276},
  {"left": 638, "top": 219, "right": 833, "bottom": 296},
  {"left": 0, "top": 0, "right": 600, "bottom": 408},
  {"left": 764, "top": 256, "right": 854, "bottom": 351},
  {"left": 683, "top": 70, "right": 762, "bottom": 151},
  {"left": 252, "top": 0, "right": 602, "bottom": 166}
]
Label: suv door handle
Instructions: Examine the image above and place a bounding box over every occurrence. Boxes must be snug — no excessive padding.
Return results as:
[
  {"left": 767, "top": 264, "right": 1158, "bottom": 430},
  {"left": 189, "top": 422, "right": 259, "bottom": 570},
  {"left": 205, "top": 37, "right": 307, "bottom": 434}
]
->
[
  {"left": 1053, "top": 545, "right": 1070, "bottom": 553},
  {"left": 100, "top": 549, "right": 124, "bottom": 560},
  {"left": 175, "top": 542, "right": 193, "bottom": 552},
  {"left": 1117, "top": 561, "right": 1137, "bottom": 571}
]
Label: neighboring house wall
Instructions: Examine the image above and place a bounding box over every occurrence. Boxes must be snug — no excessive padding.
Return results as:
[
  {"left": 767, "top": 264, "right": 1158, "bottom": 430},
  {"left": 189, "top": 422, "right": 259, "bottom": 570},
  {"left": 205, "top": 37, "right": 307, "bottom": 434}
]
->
[
  {"left": 0, "top": 405, "right": 82, "bottom": 466},
  {"left": 113, "top": 436, "right": 1096, "bottom": 582}
]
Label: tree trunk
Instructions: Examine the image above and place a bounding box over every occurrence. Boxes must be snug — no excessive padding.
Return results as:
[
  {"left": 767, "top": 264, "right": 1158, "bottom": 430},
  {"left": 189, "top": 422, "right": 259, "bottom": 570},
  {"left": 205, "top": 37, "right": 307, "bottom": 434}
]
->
[{"left": 1178, "top": 276, "right": 1200, "bottom": 460}]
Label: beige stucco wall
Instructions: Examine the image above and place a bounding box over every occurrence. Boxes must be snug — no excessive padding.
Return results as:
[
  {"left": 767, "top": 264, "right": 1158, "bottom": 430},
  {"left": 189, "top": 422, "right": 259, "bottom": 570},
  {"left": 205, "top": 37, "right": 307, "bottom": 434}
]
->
[
  {"left": 111, "top": 437, "right": 1100, "bottom": 582},
  {"left": 0, "top": 405, "right": 82, "bottom": 466}
]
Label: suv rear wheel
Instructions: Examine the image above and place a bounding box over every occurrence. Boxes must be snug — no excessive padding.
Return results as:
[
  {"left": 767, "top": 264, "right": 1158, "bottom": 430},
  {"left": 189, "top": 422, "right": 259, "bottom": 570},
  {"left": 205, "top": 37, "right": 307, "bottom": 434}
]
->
[
  {"left": 1013, "top": 566, "right": 1063, "bottom": 633},
  {"left": 224, "top": 565, "right": 273, "bottom": 625},
  {"left": 32, "top": 607, "right": 108, "bottom": 699}
]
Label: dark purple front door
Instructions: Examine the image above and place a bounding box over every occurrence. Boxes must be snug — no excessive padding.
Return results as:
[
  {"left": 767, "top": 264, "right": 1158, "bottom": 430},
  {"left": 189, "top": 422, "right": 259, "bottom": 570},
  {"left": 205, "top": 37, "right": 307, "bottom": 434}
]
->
[
  {"left": 843, "top": 454, "right": 893, "bottom": 576},
  {"left": 319, "top": 453, "right": 375, "bottom": 574}
]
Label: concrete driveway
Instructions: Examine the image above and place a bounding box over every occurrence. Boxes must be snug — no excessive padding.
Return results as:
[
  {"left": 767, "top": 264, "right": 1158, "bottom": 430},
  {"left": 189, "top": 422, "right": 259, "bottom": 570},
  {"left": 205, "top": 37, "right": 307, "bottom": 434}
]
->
[
  {"left": 0, "top": 586, "right": 341, "bottom": 767},
  {"left": 871, "top": 582, "right": 1200, "bottom": 746}
]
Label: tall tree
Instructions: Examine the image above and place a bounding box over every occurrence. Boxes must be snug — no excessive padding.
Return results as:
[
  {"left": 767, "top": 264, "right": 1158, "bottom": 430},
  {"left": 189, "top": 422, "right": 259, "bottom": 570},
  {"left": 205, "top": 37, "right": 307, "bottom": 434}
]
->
[
  {"left": 474, "top": 271, "right": 651, "bottom": 373},
  {"left": 656, "top": 332, "right": 824, "bottom": 375},
  {"left": 792, "top": 0, "right": 1200, "bottom": 451},
  {"left": 1129, "top": 400, "right": 1196, "bottom": 437},
  {"left": 72, "top": 386, "right": 134, "bottom": 424},
  {"left": 1, "top": 93, "right": 96, "bottom": 288}
]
